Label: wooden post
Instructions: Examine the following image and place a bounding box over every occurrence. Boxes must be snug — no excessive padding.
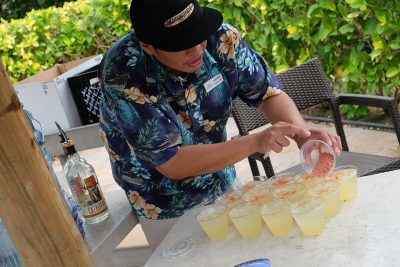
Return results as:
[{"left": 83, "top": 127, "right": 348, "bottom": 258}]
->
[{"left": 0, "top": 60, "right": 94, "bottom": 266}]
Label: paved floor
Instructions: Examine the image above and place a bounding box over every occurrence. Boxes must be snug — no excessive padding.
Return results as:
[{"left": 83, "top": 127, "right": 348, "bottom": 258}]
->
[{"left": 51, "top": 118, "right": 400, "bottom": 266}]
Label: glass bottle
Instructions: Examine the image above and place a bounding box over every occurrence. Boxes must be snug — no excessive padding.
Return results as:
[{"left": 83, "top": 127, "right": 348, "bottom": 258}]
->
[{"left": 63, "top": 142, "right": 109, "bottom": 224}]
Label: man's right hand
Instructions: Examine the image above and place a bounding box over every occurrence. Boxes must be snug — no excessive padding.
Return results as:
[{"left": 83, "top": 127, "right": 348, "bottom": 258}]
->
[{"left": 253, "top": 121, "right": 311, "bottom": 154}]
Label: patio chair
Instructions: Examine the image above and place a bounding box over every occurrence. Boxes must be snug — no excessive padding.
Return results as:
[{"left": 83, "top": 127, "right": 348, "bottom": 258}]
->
[{"left": 232, "top": 57, "right": 400, "bottom": 178}]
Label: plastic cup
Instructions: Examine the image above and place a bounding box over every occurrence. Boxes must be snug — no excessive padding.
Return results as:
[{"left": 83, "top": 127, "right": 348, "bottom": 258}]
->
[
  {"left": 259, "top": 199, "right": 294, "bottom": 237},
  {"left": 272, "top": 182, "right": 306, "bottom": 202},
  {"left": 229, "top": 202, "right": 262, "bottom": 238},
  {"left": 196, "top": 204, "right": 229, "bottom": 241},
  {"left": 295, "top": 172, "right": 324, "bottom": 190},
  {"left": 325, "top": 165, "right": 358, "bottom": 201},
  {"left": 267, "top": 173, "right": 296, "bottom": 189},
  {"left": 307, "top": 181, "right": 341, "bottom": 218},
  {"left": 242, "top": 183, "right": 273, "bottom": 206},
  {"left": 215, "top": 191, "right": 244, "bottom": 224},
  {"left": 238, "top": 180, "right": 265, "bottom": 192},
  {"left": 289, "top": 197, "right": 326, "bottom": 236},
  {"left": 300, "top": 140, "right": 336, "bottom": 178}
]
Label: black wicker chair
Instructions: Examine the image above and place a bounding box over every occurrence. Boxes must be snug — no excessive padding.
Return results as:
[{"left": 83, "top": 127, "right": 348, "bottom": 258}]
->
[{"left": 232, "top": 57, "right": 400, "bottom": 178}]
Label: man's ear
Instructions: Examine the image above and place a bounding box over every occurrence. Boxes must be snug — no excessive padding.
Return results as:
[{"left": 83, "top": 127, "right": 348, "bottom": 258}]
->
[{"left": 140, "top": 42, "right": 156, "bottom": 55}]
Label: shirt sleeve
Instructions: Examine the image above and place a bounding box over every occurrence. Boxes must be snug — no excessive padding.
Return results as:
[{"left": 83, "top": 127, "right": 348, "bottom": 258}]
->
[
  {"left": 99, "top": 35, "right": 182, "bottom": 170},
  {"left": 213, "top": 24, "right": 282, "bottom": 107}
]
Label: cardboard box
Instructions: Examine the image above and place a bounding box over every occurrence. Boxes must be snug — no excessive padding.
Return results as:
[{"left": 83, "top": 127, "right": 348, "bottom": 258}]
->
[{"left": 14, "top": 55, "right": 103, "bottom": 135}]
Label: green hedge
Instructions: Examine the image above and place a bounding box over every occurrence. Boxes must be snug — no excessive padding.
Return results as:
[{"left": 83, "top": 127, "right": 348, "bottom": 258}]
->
[
  {"left": 1, "top": 0, "right": 399, "bottom": 116},
  {"left": 0, "top": 0, "right": 74, "bottom": 21}
]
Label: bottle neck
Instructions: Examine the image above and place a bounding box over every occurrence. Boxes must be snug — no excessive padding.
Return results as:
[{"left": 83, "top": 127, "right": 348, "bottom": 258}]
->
[{"left": 63, "top": 141, "right": 78, "bottom": 157}]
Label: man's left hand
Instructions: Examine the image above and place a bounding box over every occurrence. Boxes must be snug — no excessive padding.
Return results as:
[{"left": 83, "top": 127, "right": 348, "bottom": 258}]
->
[{"left": 295, "top": 128, "right": 342, "bottom": 156}]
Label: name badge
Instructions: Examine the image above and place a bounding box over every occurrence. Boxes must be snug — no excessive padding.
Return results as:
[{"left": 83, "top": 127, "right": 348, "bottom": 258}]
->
[{"left": 204, "top": 74, "right": 224, "bottom": 93}]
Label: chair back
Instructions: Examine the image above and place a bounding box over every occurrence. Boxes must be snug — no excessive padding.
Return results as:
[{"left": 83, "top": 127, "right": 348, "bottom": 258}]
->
[{"left": 232, "top": 57, "right": 338, "bottom": 135}]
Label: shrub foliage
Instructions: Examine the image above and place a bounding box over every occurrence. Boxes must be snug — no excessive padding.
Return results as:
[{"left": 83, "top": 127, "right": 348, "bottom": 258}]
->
[{"left": 1, "top": 0, "right": 399, "bottom": 116}]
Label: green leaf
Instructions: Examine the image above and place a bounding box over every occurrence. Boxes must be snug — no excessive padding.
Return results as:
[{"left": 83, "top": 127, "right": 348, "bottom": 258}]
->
[
  {"left": 386, "top": 67, "right": 400, "bottom": 78},
  {"left": 319, "top": 0, "right": 336, "bottom": 11},
  {"left": 339, "top": 23, "right": 355, "bottom": 34},
  {"left": 389, "top": 38, "right": 400, "bottom": 50},
  {"left": 364, "top": 19, "right": 379, "bottom": 35},
  {"left": 374, "top": 10, "right": 387, "bottom": 25},
  {"left": 307, "top": 4, "right": 322, "bottom": 18},
  {"left": 345, "top": 0, "right": 367, "bottom": 10}
]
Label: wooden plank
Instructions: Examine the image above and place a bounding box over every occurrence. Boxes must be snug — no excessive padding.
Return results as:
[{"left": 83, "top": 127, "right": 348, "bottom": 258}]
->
[{"left": 0, "top": 59, "right": 94, "bottom": 266}]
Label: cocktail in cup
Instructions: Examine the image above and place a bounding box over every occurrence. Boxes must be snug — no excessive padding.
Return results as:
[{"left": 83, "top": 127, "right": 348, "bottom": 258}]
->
[
  {"left": 325, "top": 166, "right": 358, "bottom": 201},
  {"left": 242, "top": 184, "right": 272, "bottom": 206},
  {"left": 229, "top": 202, "right": 262, "bottom": 238},
  {"left": 196, "top": 204, "right": 229, "bottom": 241},
  {"left": 295, "top": 172, "right": 324, "bottom": 191},
  {"left": 238, "top": 180, "right": 265, "bottom": 192},
  {"left": 267, "top": 173, "right": 296, "bottom": 189},
  {"left": 307, "top": 181, "right": 341, "bottom": 218},
  {"left": 272, "top": 182, "right": 305, "bottom": 202},
  {"left": 215, "top": 191, "right": 243, "bottom": 224},
  {"left": 289, "top": 197, "right": 326, "bottom": 236},
  {"left": 259, "top": 199, "right": 294, "bottom": 237}
]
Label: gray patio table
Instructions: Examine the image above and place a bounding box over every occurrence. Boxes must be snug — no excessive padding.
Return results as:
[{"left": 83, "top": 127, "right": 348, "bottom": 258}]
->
[{"left": 145, "top": 169, "right": 400, "bottom": 267}]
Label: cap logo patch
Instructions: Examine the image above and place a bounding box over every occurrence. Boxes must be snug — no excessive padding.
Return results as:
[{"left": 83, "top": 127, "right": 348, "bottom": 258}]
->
[{"left": 164, "top": 3, "right": 194, "bottom": 28}]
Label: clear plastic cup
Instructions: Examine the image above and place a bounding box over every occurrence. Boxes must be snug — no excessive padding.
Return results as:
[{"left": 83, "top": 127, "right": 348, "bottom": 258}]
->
[
  {"left": 259, "top": 199, "right": 294, "bottom": 237},
  {"left": 272, "top": 182, "right": 306, "bottom": 202},
  {"left": 295, "top": 172, "right": 324, "bottom": 191},
  {"left": 215, "top": 191, "right": 244, "bottom": 224},
  {"left": 229, "top": 202, "right": 262, "bottom": 238},
  {"left": 307, "top": 181, "right": 341, "bottom": 218},
  {"left": 238, "top": 180, "right": 265, "bottom": 192},
  {"left": 267, "top": 173, "right": 296, "bottom": 189},
  {"left": 196, "top": 204, "right": 229, "bottom": 241},
  {"left": 242, "top": 183, "right": 273, "bottom": 206},
  {"left": 300, "top": 140, "right": 336, "bottom": 178},
  {"left": 325, "top": 165, "right": 358, "bottom": 201},
  {"left": 289, "top": 197, "right": 326, "bottom": 236}
]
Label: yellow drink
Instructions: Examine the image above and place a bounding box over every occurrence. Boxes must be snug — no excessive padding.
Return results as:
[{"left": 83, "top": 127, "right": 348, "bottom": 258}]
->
[
  {"left": 259, "top": 199, "right": 293, "bottom": 236},
  {"left": 272, "top": 182, "right": 305, "bottom": 202},
  {"left": 215, "top": 191, "right": 243, "bottom": 224},
  {"left": 307, "top": 182, "right": 341, "bottom": 218},
  {"left": 242, "top": 185, "right": 272, "bottom": 206},
  {"left": 326, "top": 166, "right": 358, "bottom": 201},
  {"left": 229, "top": 202, "right": 262, "bottom": 238},
  {"left": 289, "top": 198, "right": 325, "bottom": 236},
  {"left": 295, "top": 173, "right": 324, "bottom": 190},
  {"left": 196, "top": 205, "right": 229, "bottom": 241},
  {"left": 239, "top": 180, "right": 265, "bottom": 192},
  {"left": 268, "top": 174, "right": 295, "bottom": 189}
]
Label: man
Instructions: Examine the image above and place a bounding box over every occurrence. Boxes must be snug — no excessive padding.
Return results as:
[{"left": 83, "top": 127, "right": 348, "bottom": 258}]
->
[{"left": 98, "top": 0, "right": 342, "bottom": 249}]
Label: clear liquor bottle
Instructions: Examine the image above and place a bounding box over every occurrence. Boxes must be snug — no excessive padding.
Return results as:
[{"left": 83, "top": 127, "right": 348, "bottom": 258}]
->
[{"left": 63, "top": 141, "right": 110, "bottom": 224}]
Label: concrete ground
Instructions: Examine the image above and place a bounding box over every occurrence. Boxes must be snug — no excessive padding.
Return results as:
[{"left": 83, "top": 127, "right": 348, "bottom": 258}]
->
[{"left": 51, "top": 118, "right": 400, "bottom": 266}]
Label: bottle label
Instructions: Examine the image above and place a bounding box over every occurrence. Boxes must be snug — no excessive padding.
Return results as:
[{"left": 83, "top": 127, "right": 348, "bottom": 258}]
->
[
  {"left": 81, "top": 175, "right": 108, "bottom": 218},
  {"left": 69, "top": 177, "right": 85, "bottom": 198}
]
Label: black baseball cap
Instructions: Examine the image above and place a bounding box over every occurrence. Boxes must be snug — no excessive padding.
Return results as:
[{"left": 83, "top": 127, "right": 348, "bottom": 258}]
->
[{"left": 130, "top": 0, "right": 223, "bottom": 52}]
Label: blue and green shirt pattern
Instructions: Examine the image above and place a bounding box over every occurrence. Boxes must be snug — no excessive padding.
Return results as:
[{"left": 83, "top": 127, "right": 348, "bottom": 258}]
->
[{"left": 98, "top": 23, "right": 281, "bottom": 219}]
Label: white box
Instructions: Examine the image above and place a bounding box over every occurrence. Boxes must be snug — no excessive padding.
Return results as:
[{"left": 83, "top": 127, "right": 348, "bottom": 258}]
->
[{"left": 14, "top": 55, "right": 103, "bottom": 135}]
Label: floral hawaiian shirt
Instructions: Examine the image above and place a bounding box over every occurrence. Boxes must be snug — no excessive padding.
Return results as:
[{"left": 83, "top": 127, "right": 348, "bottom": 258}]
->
[{"left": 98, "top": 23, "right": 282, "bottom": 219}]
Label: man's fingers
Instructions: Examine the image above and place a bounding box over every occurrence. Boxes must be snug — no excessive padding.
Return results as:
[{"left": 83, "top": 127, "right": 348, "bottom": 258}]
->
[{"left": 279, "top": 124, "right": 311, "bottom": 138}]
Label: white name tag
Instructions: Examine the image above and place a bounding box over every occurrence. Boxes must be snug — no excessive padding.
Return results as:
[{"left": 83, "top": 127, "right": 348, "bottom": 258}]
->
[{"left": 204, "top": 74, "right": 224, "bottom": 93}]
